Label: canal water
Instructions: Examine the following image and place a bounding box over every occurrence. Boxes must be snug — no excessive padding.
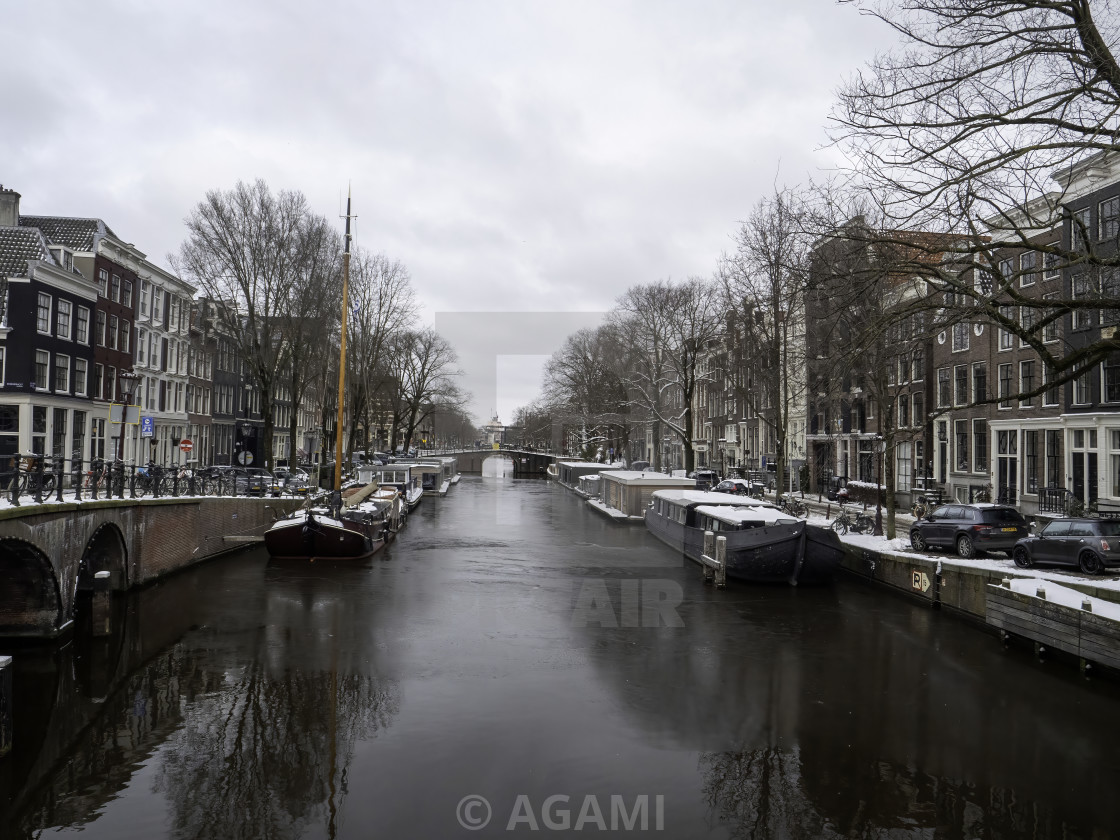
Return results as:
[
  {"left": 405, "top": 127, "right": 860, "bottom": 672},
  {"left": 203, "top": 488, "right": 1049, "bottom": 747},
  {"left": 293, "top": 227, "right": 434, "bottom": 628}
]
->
[{"left": 3, "top": 469, "right": 1120, "bottom": 838}]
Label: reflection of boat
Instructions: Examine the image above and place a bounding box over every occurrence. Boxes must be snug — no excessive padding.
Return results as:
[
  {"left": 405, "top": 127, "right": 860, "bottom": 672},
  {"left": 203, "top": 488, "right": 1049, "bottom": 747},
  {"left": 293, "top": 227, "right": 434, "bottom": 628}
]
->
[
  {"left": 264, "top": 496, "right": 395, "bottom": 561},
  {"left": 645, "top": 489, "right": 843, "bottom": 584},
  {"left": 546, "top": 463, "right": 559, "bottom": 479}
]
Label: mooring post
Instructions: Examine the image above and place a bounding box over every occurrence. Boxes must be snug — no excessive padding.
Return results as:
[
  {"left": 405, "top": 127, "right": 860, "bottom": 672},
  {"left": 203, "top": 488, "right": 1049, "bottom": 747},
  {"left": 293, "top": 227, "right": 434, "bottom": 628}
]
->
[
  {"left": 702, "top": 531, "right": 714, "bottom": 584},
  {"left": 0, "top": 655, "right": 11, "bottom": 758},
  {"left": 93, "top": 570, "right": 112, "bottom": 637},
  {"left": 715, "top": 536, "right": 727, "bottom": 589}
]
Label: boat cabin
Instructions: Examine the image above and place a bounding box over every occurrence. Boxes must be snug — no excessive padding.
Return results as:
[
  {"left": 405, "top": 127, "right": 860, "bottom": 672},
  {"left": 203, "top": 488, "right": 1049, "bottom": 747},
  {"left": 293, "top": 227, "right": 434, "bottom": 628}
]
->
[
  {"left": 649, "top": 488, "right": 787, "bottom": 530},
  {"left": 557, "top": 460, "right": 623, "bottom": 487},
  {"left": 599, "top": 471, "right": 696, "bottom": 517}
]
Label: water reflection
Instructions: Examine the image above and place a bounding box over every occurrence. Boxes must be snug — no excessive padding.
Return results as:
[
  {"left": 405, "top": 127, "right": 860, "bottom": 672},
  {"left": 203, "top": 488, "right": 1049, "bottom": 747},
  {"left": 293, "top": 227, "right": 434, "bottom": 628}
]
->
[{"left": 481, "top": 455, "right": 514, "bottom": 477}]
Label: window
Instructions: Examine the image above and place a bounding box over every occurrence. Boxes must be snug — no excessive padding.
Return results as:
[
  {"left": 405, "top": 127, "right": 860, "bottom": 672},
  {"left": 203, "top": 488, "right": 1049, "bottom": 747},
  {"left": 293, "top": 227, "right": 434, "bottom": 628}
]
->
[
  {"left": 1044, "top": 251, "right": 1062, "bottom": 281},
  {"left": 912, "top": 347, "right": 924, "bottom": 382},
  {"left": 896, "top": 441, "right": 912, "bottom": 492},
  {"left": 1072, "top": 207, "right": 1091, "bottom": 252},
  {"left": 974, "top": 420, "right": 988, "bottom": 472},
  {"left": 121, "top": 321, "right": 130, "bottom": 354},
  {"left": 54, "top": 354, "right": 69, "bottom": 393},
  {"left": 1042, "top": 293, "right": 1059, "bottom": 342},
  {"left": 1020, "top": 251, "right": 1038, "bottom": 286},
  {"left": 56, "top": 299, "right": 72, "bottom": 339},
  {"left": 1020, "top": 306, "right": 1038, "bottom": 346},
  {"left": 999, "top": 305, "right": 1015, "bottom": 350},
  {"left": 1101, "top": 197, "right": 1120, "bottom": 241},
  {"left": 76, "top": 306, "right": 90, "bottom": 344},
  {"left": 0, "top": 346, "right": 4, "bottom": 384},
  {"left": 897, "top": 356, "right": 909, "bottom": 385},
  {"left": 898, "top": 394, "right": 910, "bottom": 427},
  {"left": 1025, "top": 430, "right": 1040, "bottom": 493},
  {"left": 1046, "top": 429, "right": 1062, "bottom": 487},
  {"left": 152, "top": 289, "right": 162, "bottom": 322},
  {"left": 94, "top": 363, "right": 104, "bottom": 399},
  {"left": 955, "top": 365, "right": 969, "bottom": 406},
  {"left": 998, "top": 363, "right": 1013, "bottom": 408},
  {"left": 1020, "top": 360, "right": 1036, "bottom": 407},
  {"left": 952, "top": 321, "right": 969, "bottom": 352},
  {"left": 96, "top": 311, "right": 106, "bottom": 346},
  {"left": 107, "top": 366, "right": 116, "bottom": 402},
  {"left": 972, "top": 362, "right": 987, "bottom": 404},
  {"left": 97, "top": 268, "right": 108, "bottom": 298},
  {"left": 912, "top": 393, "right": 924, "bottom": 426},
  {"left": 37, "top": 293, "right": 51, "bottom": 333},
  {"left": 123, "top": 279, "right": 133, "bottom": 308},
  {"left": 955, "top": 419, "right": 969, "bottom": 471},
  {"left": 938, "top": 368, "right": 951, "bottom": 408},
  {"left": 74, "top": 358, "right": 87, "bottom": 396},
  {"left": 109, "top": 315, "right": 119, "bottom": 350},
  {"left": 998, "top": 430, "right": 1019, "bottom": 497},
  {"left": 1111, "top": 429, "right": 1120, "bottom": 497},
  {"left": 140, "top": 280, "right": 150, "bottom": 317},
  {"left": 34, "top": 350, "right": 49, "bottom": 389},
  {"left": 111, "top": 275, "right": 121, "bottom": 303},
  {"left": 137, "top": 328, "right": 146, "bottom": 365},
  {"left": 1074, "top": 366, "right": 1092, "bottom": 405},
  {"left": 1105, "top": 356, "right": 1120, "bottom": 403},
  {"left": 1073, "top": 273, "right": 1094, "bottom": 329},
  {"left": 1043, "top": 365, "right": 1061, "bottom": 406}
]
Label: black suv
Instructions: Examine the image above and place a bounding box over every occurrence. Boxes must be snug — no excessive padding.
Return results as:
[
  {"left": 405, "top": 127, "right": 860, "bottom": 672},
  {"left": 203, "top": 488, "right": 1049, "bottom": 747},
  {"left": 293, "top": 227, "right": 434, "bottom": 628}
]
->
[
  {"left": 910, "top": 503, "right": 1029, "bottom": 558},
  {"left": 1012, "top": 518, "right": 1120, "bottom": 575}
]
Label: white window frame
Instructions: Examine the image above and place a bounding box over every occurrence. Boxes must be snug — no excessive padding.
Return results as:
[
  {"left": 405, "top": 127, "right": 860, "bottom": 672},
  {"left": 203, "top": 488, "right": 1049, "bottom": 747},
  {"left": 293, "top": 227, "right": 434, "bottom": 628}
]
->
[
  {"left": 54, "top": 354, "right": 69, "bottom": 393},
  {"left": 34, "top": 349, "right": 49, "bottom": 390},
  {"left": 74, "top": 358, "right": 88, "bottom": 396},
  {"left": 37, "top": 293, "right": 51, "bottom": 334},
  {"left": 55, "top": 299, "right": 72, "bottom": 340},
  {"left": 76, "top": 306, "right": 90, "bottom": 344}
]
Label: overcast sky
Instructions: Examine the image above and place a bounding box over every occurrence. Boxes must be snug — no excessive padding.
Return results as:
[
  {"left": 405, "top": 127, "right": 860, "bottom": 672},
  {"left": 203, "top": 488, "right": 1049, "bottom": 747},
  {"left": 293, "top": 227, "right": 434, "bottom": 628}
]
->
[{"left": 3, "top": 1, "right": 893, "bottom": 424}]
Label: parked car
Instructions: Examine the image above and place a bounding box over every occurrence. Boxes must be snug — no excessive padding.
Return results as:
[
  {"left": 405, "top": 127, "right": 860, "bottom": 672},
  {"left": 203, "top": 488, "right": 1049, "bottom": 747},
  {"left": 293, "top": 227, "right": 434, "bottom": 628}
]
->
[
  {"left": 230, "top": 467, "right": 273, "bottom": 496},
  {"left": 909, "top": 503, "right": 1029, "bottom": 558},
  {"left": 630, "top": 460, "right": 650, "bottom": 472},
  {"left": 693, "top": 470, "right": 720, "bottom": 492},
  {"left": 713, "top": 478, "right": 752, "bottom": 495},
  {"left": 1012, "top": 517, "right": 1120, "bottom": 575},
  {"left": 271, "top": 467, "right": 311, "bottom": 496}
]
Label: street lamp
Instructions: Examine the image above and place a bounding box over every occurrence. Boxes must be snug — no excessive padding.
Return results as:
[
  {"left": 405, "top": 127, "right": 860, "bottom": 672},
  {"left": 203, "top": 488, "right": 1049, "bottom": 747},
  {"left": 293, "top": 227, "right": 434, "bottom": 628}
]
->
[
  {"left": 873, "top": 435, "right": 886, "bottom": 536},
  {"left": 117, "top": 371, "right": 140, "bottom": 461}
]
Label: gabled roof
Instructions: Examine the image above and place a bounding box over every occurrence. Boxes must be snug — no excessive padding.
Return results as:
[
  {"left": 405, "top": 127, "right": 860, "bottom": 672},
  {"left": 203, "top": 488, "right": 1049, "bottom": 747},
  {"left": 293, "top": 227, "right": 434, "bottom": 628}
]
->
[
  {"left": 0, "top": 226, "right": 55, "bottom": 277},
  {"left": 19, "top": 214, "right": 117, "bottom": 252}
]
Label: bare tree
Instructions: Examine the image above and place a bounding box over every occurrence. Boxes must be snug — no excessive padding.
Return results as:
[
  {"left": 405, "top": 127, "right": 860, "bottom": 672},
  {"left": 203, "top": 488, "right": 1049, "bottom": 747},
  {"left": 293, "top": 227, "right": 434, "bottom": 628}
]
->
[
  {"left": 832, "top": 0, "right": 1120, "bottom": 387},
  {"left": 178, "top": 180, "right": 330, "bottom": 470},
  {"left": 718, "top": 187, "right": 812, "bottom": 499},
  {"left": 386, "top": 328, "right": 466, "bottom": 451}
]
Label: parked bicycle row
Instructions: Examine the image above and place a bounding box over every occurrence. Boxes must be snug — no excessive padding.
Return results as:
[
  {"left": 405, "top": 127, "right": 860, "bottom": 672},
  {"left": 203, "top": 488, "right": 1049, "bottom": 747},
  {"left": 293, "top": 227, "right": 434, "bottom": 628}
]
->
[{"left": 0, "top": 454, "right": 324, "bottom": 507}]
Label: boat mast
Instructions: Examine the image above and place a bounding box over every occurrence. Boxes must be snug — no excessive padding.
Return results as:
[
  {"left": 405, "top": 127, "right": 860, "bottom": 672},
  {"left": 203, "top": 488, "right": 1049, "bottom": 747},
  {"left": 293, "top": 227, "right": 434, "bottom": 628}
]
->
[{"left": 334, "top": 188, "right": 353, "bottom": 496}]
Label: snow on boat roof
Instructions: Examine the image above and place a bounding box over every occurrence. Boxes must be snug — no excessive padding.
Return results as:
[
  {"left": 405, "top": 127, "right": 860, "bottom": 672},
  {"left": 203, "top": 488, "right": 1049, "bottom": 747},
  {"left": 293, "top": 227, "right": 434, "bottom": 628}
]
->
[
  {"left": 558, "top": 460, "right": 623, "bottom": 469},
  {"left": 651, "top": 488, "right": 780, "bottom": 509},
  {"left": 601, "top": 471, "right": 696, "bottom": 485},
  {"left": 694, "top": 504, "right": 798, "bottom": 526}
]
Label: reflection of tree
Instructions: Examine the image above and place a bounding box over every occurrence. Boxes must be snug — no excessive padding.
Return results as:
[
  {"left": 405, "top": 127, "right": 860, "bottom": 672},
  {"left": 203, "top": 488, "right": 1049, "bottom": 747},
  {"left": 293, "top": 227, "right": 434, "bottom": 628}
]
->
[
  {"left": 153, "top": 661, "right": 398, "bottom": 840},
  {"left": 700, "top": 749, "right": 832, "bottom": 840}
]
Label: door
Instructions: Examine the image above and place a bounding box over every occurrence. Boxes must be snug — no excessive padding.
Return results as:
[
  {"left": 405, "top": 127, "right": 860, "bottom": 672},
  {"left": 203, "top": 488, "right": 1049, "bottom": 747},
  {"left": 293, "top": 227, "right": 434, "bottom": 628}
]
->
[{"left": 1034, "top": 520, "right": 1070, "bottom": 564}]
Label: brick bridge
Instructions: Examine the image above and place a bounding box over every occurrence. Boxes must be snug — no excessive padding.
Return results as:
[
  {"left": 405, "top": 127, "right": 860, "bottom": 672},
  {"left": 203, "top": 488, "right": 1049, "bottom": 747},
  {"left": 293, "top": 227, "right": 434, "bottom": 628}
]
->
[
  {"left": 429, "top": 448, "right": 557, "bottom": 476},
  {"left": 0, "top": 496, "right": 303, "bottom": 638}
]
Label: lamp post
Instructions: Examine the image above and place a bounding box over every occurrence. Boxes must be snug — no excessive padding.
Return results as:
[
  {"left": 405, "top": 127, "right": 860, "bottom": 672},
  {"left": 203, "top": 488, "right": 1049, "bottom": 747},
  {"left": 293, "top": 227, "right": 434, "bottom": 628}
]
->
[
  {"left": 874, "top": 434, "right": 886, "bottom": 536},
  {"left": 117, "top": 372, "right": 140, "bottom": 462}
]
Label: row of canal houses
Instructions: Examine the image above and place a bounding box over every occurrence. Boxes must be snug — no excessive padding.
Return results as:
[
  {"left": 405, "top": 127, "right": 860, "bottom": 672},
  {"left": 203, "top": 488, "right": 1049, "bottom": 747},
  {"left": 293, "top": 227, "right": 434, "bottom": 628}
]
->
[
  {"left": 691, "top": 151, "right": 1120, "bottom": 518},
  {"left": 0, "top": 186, "right": 325, "bottom": 471}
]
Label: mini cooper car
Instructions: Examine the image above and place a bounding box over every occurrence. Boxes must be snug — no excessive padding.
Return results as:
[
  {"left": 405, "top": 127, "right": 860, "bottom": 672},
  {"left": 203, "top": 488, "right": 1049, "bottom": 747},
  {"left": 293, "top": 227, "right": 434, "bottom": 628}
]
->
[{"left": 1012, "top": 517, "right": 1120, "bottom": 575}]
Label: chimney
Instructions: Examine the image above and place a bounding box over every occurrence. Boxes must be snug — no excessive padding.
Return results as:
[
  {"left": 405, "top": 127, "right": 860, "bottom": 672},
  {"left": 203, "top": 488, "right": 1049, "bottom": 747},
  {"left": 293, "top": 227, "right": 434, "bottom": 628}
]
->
[{"left": 0, "top": 186, "right": 20, "bottom": 227}]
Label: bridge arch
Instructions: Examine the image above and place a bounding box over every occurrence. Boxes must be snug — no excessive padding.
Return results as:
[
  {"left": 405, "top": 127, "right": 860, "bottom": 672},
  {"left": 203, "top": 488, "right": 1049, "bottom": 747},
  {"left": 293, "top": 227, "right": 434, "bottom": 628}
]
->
[
  {"left": 0, "top": 537, "right": 63, "bottom": 635},
  {"left": 78, "top": 522, "right": 128, "bottom": 593}
]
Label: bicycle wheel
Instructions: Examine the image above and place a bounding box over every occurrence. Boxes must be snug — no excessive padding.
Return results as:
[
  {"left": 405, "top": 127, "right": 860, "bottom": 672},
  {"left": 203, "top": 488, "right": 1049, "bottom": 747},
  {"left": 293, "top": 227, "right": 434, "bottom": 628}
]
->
[{"left": 831, "top": 518, "right": 848, "bottom": 535}]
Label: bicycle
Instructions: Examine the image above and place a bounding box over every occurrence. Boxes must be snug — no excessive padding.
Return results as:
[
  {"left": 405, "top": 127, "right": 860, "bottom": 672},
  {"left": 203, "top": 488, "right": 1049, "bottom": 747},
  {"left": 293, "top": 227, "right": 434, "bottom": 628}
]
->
[
  {"left": 831, "top": 506, "right": 874, "bottom": 535},
  {"left": 13, "top": 454, "right": 57, "bottom": 499},
  {"left": 778, "top": 495, "right": 808, "bottom": 517}
]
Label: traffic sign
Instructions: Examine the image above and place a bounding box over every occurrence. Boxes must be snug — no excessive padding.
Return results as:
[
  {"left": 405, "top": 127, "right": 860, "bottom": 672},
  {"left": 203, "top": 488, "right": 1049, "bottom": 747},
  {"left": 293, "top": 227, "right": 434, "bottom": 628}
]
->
[
  {"left": 912, "top": 570, "right": 931, "bottom": 593},
  {"left": 179, "top": 439, "right": 194, "bottom": 453},
  {"left": 238, "top": 450, "right": 254, "bottom": 466},
  {"left": 140, "top": 416, "right": 155, "bottom": 438}
]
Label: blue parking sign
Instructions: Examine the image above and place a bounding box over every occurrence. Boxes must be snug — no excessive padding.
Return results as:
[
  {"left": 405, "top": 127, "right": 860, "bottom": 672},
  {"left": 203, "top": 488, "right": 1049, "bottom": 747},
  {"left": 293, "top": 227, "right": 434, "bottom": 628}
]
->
[{"left": 140, "top": 416, "right": 155, "bottom": 438}]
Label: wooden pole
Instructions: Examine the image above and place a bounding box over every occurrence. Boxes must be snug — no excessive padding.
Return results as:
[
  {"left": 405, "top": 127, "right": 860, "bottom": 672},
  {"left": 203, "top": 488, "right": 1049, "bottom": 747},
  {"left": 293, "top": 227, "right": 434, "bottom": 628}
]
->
[{"left": 334, "top": 190, "right": 353, "bottom": 495}]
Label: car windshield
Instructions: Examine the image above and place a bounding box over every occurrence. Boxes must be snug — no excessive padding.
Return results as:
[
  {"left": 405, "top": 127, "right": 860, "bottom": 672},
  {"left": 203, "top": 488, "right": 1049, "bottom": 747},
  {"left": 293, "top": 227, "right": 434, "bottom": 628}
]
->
[{"left": 979, "top": 508, "right": 1025, "bottom": 524}]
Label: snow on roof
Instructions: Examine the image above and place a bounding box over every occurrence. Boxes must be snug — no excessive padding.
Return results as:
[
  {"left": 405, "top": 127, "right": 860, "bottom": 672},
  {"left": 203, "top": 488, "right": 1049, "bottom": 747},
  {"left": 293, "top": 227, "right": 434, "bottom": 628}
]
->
[
  {"left": 600, "top": 470, "right": 696, "bottom": 485},
  {"left": 652, "top": 488, "right": 781, "bottom": 509},
  {"left": 695, "top": 505, "right": 798, "bottom": 527},
  {"left": 558, "top": 460, "right": 623, "bottom": 469}
]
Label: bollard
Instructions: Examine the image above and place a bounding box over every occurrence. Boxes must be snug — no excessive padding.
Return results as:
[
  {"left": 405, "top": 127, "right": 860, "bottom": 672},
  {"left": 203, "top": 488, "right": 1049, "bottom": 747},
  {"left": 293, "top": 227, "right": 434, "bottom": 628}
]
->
[
  {"left": 0, "top": 655, "right": 11, "bottom": 758},
  {"left": 702, "top": 531, "right": 715, "bottom": 584},
  {"left": 1083, "top": 599, "right": 1093, "bottom": 613},
  {"left": 92, "top": 570, "right": 112, "bottom": 637},
  {"left": 1002, "top": 578, "right": 1012, "bottom": 588},
  {"left": 715, "top": 536, "right": 727, "bottom": 589},
  {"left": 1036, "top": 587, "right": 1046, "bottom": 599}
]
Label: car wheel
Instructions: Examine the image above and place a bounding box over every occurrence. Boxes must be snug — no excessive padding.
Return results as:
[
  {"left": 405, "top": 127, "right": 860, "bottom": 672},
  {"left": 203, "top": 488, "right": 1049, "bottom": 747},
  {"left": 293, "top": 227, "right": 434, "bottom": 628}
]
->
[
  {"left": 910, "top": 530, "right": 926, "bottom": 551},
  {"left": 1013, "top": 546, "right": 1032, "bottom": 568},
  {"left": 956, "top": 534, "right": 976, "bottom": 559},
  {"left": 1079, "top": 550, "right": 1104, "bottom": 575}
]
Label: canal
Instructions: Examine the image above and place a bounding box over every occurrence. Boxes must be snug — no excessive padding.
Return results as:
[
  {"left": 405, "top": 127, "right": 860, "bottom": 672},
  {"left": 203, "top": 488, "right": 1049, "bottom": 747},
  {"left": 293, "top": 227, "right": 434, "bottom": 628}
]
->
[{"left": 3, "top": 470, "right": 1120, "bottom": 838}]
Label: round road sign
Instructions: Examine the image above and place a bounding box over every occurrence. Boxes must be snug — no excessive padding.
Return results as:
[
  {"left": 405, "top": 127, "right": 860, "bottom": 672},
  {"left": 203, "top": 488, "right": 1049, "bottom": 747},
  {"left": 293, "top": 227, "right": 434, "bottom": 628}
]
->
[{"left": 180, "top": 439, "right": 194, "bottom": 453}]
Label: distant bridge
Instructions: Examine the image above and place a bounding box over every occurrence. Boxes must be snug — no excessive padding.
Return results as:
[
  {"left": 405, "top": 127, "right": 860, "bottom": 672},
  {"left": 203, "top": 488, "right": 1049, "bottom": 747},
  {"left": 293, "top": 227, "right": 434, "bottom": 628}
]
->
[{"left": 420, "top": 448, "right": 559, "bottom": 476}]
